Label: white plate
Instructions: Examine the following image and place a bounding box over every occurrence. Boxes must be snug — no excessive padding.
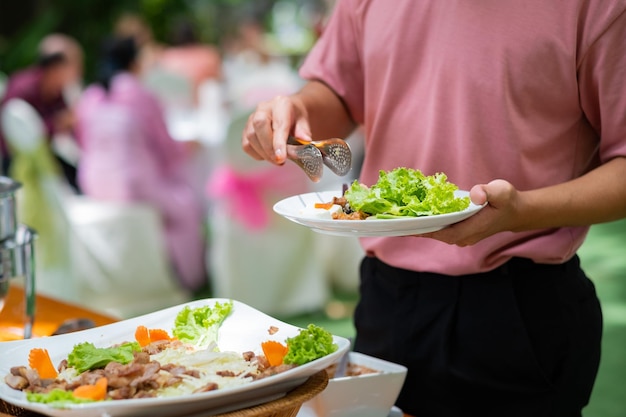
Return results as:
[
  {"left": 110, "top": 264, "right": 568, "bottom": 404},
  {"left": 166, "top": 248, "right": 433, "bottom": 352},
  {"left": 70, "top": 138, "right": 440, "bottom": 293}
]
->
[
  {"left": 0, "top": 299, "right": 350, "bottom": 417},
  {"left": 273, "top": 190, "right": 484, "bottom": 237}
]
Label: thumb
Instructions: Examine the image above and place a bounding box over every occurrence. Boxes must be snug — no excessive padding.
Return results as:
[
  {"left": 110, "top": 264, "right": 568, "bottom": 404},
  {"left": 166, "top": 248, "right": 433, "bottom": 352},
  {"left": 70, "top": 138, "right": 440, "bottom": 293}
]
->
[
  {"left": 471, "top": 179, "right": 513, "bottom": 207},
  {"left": 469, "top": 183, "right": 489, "bottom": 206}
]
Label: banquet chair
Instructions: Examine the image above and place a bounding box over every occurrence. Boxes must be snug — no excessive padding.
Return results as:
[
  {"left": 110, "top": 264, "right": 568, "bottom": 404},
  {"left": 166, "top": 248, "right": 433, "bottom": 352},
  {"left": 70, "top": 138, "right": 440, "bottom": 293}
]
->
[
  {"left": 1, "top": 99, "right": 189, "bottom": 318},
  {"left": 63, "top": 196, "right": 189, "bottom": 318},
  {"left": 0, "top": 98, "right": 73, "bottom": 300},
  {"left": 207, "top": 111, "right": 330, "bottom": 317}
]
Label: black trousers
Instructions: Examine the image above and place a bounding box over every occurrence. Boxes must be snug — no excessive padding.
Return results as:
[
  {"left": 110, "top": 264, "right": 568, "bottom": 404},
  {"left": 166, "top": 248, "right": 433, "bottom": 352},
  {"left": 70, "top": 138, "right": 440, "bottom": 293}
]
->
[{"left": 354, "top": 256, "right": 602, "bottom": 417}]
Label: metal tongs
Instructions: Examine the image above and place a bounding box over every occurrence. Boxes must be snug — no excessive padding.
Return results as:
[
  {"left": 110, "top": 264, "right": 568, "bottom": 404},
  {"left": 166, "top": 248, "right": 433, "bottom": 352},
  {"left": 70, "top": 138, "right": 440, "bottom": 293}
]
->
[{"left": 286, "top": 136, "right": 352, "bottom": 182}]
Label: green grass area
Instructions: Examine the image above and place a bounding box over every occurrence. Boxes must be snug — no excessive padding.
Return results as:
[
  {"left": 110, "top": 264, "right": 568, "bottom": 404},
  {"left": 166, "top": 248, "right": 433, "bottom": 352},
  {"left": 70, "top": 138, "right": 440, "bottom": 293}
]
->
[
  {"left": 578, "top": 219, "right": 626, "bottom": 417},
  {"left": 278, "top": 219, "right": 626, "bottom": 416}
]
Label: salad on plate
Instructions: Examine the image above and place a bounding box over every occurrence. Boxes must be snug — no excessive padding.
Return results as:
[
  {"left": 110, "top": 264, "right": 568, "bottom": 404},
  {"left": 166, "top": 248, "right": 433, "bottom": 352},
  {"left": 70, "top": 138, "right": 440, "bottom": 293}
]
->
[{"left": 304, "top": 167, "right": 470, "bottom": 220}]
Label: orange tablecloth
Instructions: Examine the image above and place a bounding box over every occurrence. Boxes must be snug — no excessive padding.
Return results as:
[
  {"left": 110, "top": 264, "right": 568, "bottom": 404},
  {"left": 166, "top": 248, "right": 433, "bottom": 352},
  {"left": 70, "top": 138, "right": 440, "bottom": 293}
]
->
[{"left": 0, "top": 284, "right": 118, "bottom": 341}]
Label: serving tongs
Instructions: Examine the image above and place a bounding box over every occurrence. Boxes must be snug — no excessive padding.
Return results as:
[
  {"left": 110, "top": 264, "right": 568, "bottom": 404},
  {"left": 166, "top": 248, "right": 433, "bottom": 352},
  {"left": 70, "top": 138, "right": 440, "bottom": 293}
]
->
[{"left": 286, "top": 136, "right": 352, "bottom": 182}]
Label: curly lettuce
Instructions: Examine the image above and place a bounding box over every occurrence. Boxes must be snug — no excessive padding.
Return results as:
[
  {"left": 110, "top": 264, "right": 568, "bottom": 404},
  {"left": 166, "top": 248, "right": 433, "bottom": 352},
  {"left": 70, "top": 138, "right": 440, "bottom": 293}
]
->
[
  {"left": 66, "top": 342, "right": 141, "bottom": 373},
  {"left": 344, "top": 167, "right": 469, "bottom": 218},
  {"left": 283, "top": 324, "right": 338, "bottom": 366},
  {"left": 172, "top": 300, "right": 234, "bottom": 349}
]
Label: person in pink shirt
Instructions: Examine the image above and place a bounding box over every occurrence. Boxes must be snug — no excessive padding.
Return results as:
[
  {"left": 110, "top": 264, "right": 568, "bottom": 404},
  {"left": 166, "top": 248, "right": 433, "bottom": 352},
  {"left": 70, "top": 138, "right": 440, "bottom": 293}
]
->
[
  {"left": 242, "top": 1, "right": 626, "bottom": 416},
  {"left": 75, "top": 37, "right": 206, "bottom": 291}
]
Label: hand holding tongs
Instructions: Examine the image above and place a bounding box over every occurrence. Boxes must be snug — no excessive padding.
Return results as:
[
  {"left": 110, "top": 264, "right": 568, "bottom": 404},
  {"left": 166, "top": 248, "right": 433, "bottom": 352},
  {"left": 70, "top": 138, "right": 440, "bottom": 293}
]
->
[{"left": 286, "top": 136, "right": 352, "bottom": 182}]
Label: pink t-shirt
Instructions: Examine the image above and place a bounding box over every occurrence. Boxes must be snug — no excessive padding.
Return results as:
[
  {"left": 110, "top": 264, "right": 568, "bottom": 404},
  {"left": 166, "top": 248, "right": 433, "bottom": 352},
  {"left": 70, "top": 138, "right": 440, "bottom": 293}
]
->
[{"left": 300, "top": 0, "right": 626, "bottom": 274}]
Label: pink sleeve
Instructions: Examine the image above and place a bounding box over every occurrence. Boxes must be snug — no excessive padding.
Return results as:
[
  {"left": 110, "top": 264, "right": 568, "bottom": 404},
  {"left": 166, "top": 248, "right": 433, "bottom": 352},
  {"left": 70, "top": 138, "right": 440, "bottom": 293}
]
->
[
  {"left": 577, "top": 9, "right": 626, "bottom": 163},
  {"left": 74, "top": 86, "right": 106, "bottom": 147},
  {"left": 299, "top": 0, "right": 365, "bottom": 124}
]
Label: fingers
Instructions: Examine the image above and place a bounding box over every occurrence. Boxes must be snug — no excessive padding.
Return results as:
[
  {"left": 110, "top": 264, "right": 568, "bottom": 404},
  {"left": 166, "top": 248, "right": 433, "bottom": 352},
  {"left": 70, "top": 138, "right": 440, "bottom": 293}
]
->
[
  {"left": 242, "top": 95, "right": 311, "bottom": 166},
  {"left": 420, "top": 179, "right": 518, "bottom": 246},
  {"left": 271, "top": 97, "right": 297, "bottom": 163}
]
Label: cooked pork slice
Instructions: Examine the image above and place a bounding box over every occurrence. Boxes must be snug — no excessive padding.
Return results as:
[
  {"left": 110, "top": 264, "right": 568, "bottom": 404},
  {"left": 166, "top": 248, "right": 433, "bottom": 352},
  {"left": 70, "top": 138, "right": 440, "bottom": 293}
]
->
[
  {"left": 193, "top": 382, "right": 218, "bottom": 393},
  {"left": 108, "top": 386, "right": 136, "bottom": 400},
  {"left": 5, "top": 374, "right": 29, "bottom": 390}
]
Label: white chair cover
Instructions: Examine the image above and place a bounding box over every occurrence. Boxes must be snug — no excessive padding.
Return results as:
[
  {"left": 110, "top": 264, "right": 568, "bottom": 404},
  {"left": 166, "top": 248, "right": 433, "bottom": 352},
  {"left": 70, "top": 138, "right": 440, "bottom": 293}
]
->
[
  {"left": 207, "top": 112, "right": 329, "bottom": 317},
  {"left": 64, "top": 196, "right": 189, "bottom": 318},
  {"left": 1, "top": 99, "right": 46, "bottom": 153}
]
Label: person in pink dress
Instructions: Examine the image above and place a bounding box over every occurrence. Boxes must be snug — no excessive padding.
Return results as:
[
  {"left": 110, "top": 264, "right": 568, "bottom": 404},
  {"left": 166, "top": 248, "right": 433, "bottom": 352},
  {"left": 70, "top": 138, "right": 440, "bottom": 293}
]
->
[
  {"left": 242, "top": 1, "right": 626, "bottom": 416},
  {"left": 75, "top": 37, "right": 206, "bottom": 291}
]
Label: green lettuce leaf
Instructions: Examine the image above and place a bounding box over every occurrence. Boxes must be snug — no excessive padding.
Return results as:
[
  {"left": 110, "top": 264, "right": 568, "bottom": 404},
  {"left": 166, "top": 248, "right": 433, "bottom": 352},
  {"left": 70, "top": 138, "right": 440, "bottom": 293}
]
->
[
  {"left": 172, "top": 300, "right": 234, "bottom": 349},
  {"left": 67, "top": 342, "right": 141, "bottom": 373},
  {"left": 26, "top": 389, "right": 98, "bottom": 406},
  {"left": 344, "top": 167, "right": 469, "bottom": 218},
  {"left": 283, "top": 324, "right": 338, "bottom": 366},
  {"left": 27, "top": 389, "right": 97, "bottom": 406}
]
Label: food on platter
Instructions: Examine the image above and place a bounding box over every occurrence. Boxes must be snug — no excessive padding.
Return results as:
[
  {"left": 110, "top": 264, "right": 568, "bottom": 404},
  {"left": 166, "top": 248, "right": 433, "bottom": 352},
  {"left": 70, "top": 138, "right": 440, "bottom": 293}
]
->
[
  {"left": 324, "top": 361, "right": 378, "bottom": 378},
  {"left": 3, "top": 301, "right": 338, "bottom": 408},
  {"left": 306, "top": 167, "right": 470, "bottom": 220}
]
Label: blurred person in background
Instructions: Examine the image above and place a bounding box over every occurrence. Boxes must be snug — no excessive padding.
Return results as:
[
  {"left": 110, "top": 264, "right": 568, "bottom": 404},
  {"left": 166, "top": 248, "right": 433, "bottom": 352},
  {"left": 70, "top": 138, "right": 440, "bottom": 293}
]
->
[
  {"left": 74, "top": 36, "right": 206, "bottom": 291},
  {"left": 221, "top": 12, "right": 302, "bottom": 114},
  {"left": 114, "top": 12, "right": 164, "bottom": 74},
  {"left": 0, "top": 33, "right": 83, "bottom": 189},
  {"left": 157, "top": 18, "right": 222, "bottom": 103}
]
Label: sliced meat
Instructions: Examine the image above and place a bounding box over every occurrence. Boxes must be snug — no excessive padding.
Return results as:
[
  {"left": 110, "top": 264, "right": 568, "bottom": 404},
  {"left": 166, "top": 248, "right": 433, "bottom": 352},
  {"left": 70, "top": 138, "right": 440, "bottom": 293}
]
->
[
  {"left": 5, "top": 374, "right": 29, "bottom": 390},
  {"left": 193, "top": 382, "right": 218, "bottom": 393}
]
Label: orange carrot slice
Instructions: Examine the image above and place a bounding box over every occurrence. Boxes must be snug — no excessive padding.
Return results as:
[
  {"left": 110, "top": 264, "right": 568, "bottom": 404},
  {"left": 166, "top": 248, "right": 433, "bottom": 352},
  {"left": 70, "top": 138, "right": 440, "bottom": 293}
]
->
[
  {"left": 261, "top": 340, "right": 288, "bottom": 367},
  {"left": 314, "top": 202, "right": 334, "bottom": 210},
  {"left": 135, "top": 325, "right": 151, "bottom": 347},
  {"left": 148, "top": 328, "right": 171, "bottom": 342},
  {"left": 28, "top": 348, "right": 58, "bottom": 379},
  {"left": 73, "top": 377, "right": 108, "bottom": 401}
]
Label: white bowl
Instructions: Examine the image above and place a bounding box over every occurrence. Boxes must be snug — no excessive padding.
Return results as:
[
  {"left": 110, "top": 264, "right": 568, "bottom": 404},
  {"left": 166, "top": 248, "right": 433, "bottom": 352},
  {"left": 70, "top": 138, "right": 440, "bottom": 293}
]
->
[{"left": 298, "top": 352, "right": 408, "bottom": 417}]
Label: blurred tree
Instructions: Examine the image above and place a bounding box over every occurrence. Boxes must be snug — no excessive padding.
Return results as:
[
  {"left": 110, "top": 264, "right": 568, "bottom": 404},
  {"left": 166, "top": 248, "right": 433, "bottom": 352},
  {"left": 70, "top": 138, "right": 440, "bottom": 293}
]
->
[{"left": 0, "top": 0, "right": 323, "bottom": 81}]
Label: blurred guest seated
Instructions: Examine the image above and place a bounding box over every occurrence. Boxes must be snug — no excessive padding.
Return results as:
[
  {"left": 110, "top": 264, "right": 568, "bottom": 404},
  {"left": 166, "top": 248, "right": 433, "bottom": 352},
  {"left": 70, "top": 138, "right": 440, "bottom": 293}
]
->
[
  {"left": 74, "top": 36, "right": 206, "bottom": 291},
  {"left": 221, "top": 14, "right": 302, "bottom": 113},
  {"left": 157, "top": 18, "right": 222, "bottom": 103},
  {"left": 114, "top": 12, "right": 164, "bottom": 74},
  {"left": 0, "top": 33, "right": 83, "bottom": 189}
]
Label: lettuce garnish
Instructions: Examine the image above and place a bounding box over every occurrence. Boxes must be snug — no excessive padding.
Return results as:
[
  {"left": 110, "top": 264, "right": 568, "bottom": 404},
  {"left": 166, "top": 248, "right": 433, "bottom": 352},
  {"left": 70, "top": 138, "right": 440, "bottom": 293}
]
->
[
  {"left": 283, "top": 324, "right": 338, "bottom": 366},
  {"left": 172, "top": 300, "right": 234, "bottom": 349},
  {"left": 67, "top": 342, "right": 141, "bottom": 373},
  {"left": 344, "top": 167, "right": 470, "bottom": 218},
  {"left": 26, "top": 389, "right": 97, "bottom": 406}
]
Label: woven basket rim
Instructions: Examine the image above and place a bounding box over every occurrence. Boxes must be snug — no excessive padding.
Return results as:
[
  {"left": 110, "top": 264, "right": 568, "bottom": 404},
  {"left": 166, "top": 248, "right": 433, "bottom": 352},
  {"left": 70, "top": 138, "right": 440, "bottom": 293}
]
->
[{"left": 211, "top": 370, "right": 329, "bottom": 416}]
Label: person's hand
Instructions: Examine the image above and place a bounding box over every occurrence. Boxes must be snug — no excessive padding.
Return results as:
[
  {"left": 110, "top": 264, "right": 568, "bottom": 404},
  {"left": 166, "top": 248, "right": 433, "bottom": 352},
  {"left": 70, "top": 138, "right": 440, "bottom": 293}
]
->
[
  {"left": 420, "top": 179, "right": 523, "bottom": 246},
  {"left": 242, "top": 95, "right": 313, "bottom": 165}
]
